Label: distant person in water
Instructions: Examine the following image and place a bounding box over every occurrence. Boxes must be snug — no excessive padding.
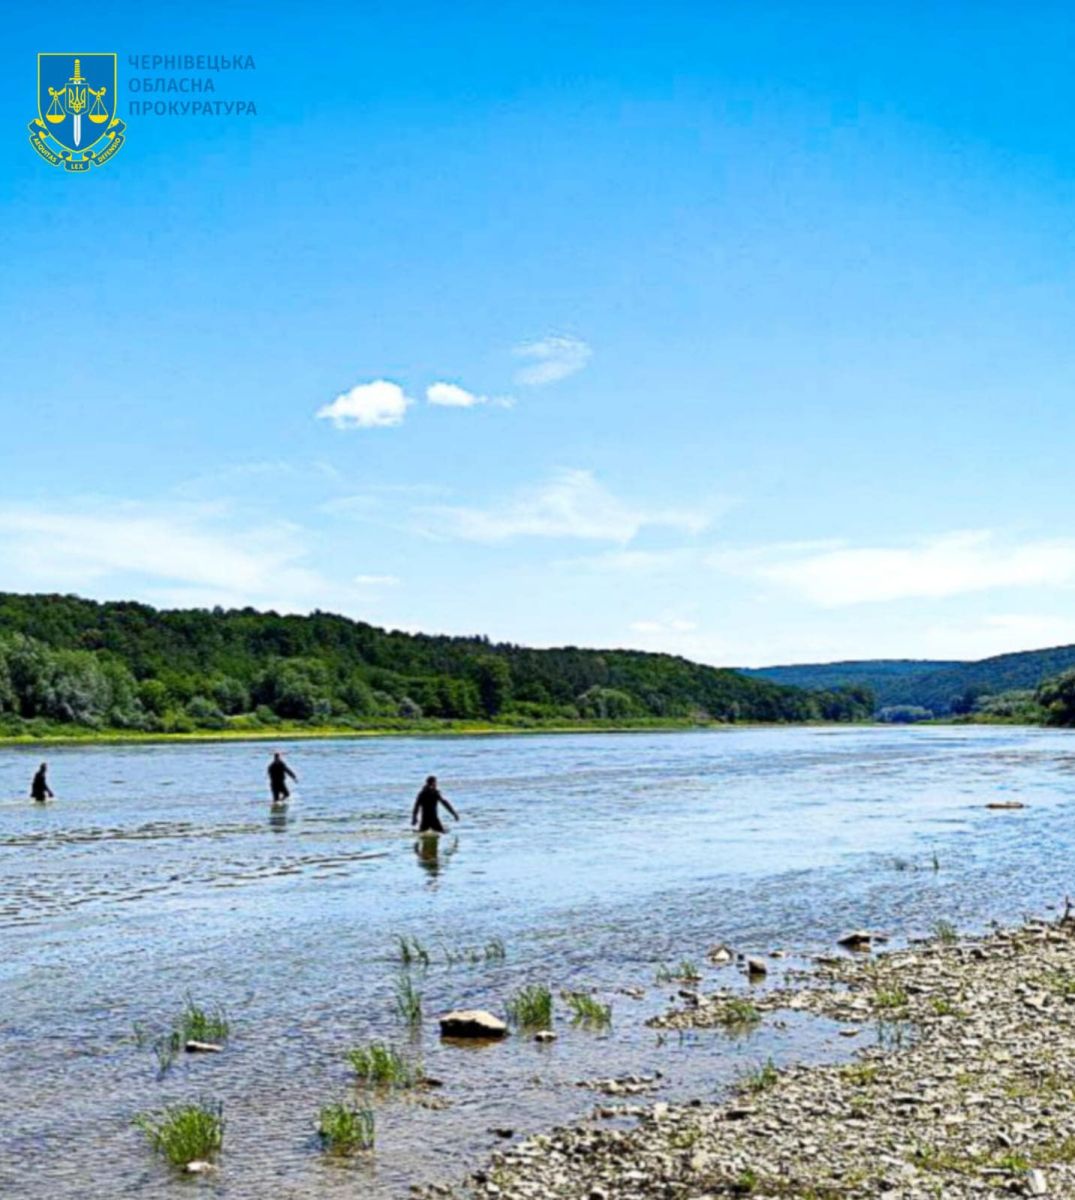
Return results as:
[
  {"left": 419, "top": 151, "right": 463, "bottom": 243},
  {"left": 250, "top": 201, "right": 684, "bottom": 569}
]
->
[
  {"left": 30, "top": 763, "right": 53, "bottom": 803},
  {"left": 268, "top": 753, "right": 297, "bottom": 804},
  {"left": 412, "top": 775, "right": 459, "bottom": 833}
]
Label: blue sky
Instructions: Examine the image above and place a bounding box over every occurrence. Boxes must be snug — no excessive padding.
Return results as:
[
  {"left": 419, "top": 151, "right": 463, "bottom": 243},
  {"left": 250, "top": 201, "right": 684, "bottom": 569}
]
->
[{"left": 3, "top": 2, "right": 1075, "bottom": 665}]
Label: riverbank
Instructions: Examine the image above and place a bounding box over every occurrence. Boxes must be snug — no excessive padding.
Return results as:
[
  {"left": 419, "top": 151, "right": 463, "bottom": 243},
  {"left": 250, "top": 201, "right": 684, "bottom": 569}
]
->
[
  {"left": 0, "top": 717, "right": 856, "bottom": 747},
  {"left": 426, "top": 917, "right": 1075, "bottom": 1199}
]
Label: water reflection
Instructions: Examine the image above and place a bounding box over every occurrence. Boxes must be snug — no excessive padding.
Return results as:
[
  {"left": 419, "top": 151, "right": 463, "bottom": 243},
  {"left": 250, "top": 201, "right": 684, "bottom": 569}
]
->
[{"left": 415, "top": 832, "right": 457, "bottom": 881}]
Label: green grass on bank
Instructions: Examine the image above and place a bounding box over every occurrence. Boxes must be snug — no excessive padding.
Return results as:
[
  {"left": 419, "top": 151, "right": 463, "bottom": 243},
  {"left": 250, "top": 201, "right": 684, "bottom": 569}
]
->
[
  {"left": 1, "top": 711, "right": 1039, "bottom": 749},
  {"left": 0, "top": 715, "right": 804, "bottom": 747}
]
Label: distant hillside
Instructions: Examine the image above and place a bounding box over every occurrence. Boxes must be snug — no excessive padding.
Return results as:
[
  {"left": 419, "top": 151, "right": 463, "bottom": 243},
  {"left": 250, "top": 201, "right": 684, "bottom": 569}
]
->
[
  {"left": 881, "top": 645, "right": 1075, "bottom": 714},
  {"left": 748, "top": 646, "right": 1075, "bottom": 715},
  {"left": 742, "top": 659, "right": 956, "bottom": 700},
  {"left": 0, "top": 593, "right": 873, "bottom": 735}
]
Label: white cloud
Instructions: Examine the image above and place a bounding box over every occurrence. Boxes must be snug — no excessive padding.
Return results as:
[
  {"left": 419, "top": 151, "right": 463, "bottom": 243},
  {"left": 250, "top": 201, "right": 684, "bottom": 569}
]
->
[
  {"left": 0, "top": 502, "right": 330, "bottom": 612},
  {"left": 512, "top": 335, "right": 592, "bottom": 386},
  {"left": 317, "top": 380, "right": 413, "bottom": 429},
  {"left": 427, "top": 382, "right": 484, "bottom": 408},
  {"left": 426, "top": 381, "right": 515, "bottom": 410},
  {"left": 414, "top": 468, "right": 710, "bottom": 544},
  {"left": 716, "top": 531, "right": 1075, "bottom": 607}
]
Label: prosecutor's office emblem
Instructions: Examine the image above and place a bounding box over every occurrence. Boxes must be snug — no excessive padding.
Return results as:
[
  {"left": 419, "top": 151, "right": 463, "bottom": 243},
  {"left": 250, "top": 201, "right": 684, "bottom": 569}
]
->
[{"left": 29, "top": 53, "right": 125, "bottom": 171}]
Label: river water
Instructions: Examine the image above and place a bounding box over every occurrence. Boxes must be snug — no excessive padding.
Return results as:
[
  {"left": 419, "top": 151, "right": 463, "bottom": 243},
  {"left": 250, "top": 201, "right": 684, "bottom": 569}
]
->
[{"left": 2, "top": 725, "right": 1073, "bottom": 1197}]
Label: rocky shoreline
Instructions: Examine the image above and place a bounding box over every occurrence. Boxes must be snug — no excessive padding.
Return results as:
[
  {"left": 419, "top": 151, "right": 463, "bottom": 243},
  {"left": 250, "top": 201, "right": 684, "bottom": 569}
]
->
[{"left": 420, "top": 917, "right": 1075, "bottom": 1199}]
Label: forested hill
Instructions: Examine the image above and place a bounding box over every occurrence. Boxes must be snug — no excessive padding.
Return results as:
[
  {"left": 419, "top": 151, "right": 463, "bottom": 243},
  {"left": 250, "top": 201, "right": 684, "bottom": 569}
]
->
[
  {"left": 747, "top": 646, "right": 1075, "bottom": 715},
  {"left": 741, "top": 659, "right": 957, "bottom": 701},
  {"left": 878, "top": 645, "right": 1075, "bottom": 714},
  {"left": 0, "top": 593, "right": 872, "bottom": 734}
]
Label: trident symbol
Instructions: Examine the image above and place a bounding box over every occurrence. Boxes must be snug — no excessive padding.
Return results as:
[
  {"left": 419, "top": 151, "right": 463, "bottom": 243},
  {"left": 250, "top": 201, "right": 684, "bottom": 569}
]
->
[{"left": 66, "top": 58, "right": 88, "bottom": 147}]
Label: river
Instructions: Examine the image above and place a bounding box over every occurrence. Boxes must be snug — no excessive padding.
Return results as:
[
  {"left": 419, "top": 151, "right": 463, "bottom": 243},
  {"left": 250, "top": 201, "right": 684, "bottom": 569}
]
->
[{"left": 2, "top": 725, "right": 1072, "bottom": 1196}]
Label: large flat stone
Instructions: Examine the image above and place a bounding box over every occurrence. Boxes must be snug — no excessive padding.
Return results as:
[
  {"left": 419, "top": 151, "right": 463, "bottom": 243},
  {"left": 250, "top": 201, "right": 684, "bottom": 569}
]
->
[{"left": 439, "top": 1009, "right": 508, "bottom": 1039}]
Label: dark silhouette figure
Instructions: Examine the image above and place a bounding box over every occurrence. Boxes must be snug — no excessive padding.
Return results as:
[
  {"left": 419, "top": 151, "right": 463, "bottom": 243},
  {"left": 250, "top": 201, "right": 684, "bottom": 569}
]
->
[
  {"left": 30, "top": 763, "right": 53, "bottom": 803},
  {"left": 268, "top": 753, "right": 297, "bottom": 804},
  {"left": 411, "top": 775, "right": 459, "bottom": 833}
]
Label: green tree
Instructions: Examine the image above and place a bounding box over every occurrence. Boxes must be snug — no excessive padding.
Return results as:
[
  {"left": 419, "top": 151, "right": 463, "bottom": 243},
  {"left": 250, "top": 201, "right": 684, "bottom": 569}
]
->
[
  {"left": 209, "top": 675, "right": 249, "bottom": 716},
  {"left": 474, "top": 656, "right": 512, "bottom": 717},
  {"left": 1037, "top": 670, "right": 1075, "bottom": 725},
  {"left": 186, "top": 695, "right": 226, "bottom": 728},
  {"left": 254, "top": 658, "right": 332, "bottom": 721},
  {"left": 576, "top": 686, "right": 640, "bottom": 720}
]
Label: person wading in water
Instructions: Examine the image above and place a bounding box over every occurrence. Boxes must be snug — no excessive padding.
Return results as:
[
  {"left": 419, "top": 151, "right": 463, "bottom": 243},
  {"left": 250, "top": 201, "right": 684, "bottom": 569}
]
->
[
  {"left": 268, "top": 752, "right": 297, "bottom": 805},
  {"left": 30, "top": 763, "right": 54, "bottom": 803},
  {"left": 411, "top": 775, "right": 459, "bottom": 833}
]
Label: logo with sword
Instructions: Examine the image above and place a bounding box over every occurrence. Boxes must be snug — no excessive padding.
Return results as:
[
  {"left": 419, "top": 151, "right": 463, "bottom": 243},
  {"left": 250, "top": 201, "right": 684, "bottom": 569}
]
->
[{"left": 29, "top": 53, "right": 126, "bottom": 171}]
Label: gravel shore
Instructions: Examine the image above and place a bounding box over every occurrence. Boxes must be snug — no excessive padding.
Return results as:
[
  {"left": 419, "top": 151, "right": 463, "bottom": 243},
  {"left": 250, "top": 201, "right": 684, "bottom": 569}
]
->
[{"left": 420, "top": 918, "right": 1075, "bottom": 1199}]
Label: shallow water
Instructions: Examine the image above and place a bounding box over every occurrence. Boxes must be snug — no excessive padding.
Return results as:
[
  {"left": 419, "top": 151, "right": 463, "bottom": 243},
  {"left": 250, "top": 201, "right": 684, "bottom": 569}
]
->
[{"left": 2, "top": 725, "right": 1074, "bottom": 1196}]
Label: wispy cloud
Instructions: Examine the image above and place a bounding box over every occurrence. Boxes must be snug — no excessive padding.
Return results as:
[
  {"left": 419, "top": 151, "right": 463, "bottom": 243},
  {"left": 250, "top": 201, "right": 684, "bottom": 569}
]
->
[
  {"left": 512, "top": 335, "right": 592, "bottom": 386},
  {"left": 0, "top": 502, "right": 330, "bottom": 613},
  {"left": 317, "top": 380, "right": 413, "bottom": 429},
  {"left": 557, "top": 547, "right": 700, "bottom": 575},
  {"left": 426, "top": 381, "right": 514, "bottom": 409},
  {"left": 414, "top": 468, "right": 710, "bottom": 544},
  {"left": 716, "top": 530, "right": 1075, "bottom": 607}
]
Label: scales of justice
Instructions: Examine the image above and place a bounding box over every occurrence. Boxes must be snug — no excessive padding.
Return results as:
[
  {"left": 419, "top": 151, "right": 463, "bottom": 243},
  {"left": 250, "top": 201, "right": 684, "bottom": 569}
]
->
[{"left": 45, "top": 58, "right": 108, "bottom": 148}]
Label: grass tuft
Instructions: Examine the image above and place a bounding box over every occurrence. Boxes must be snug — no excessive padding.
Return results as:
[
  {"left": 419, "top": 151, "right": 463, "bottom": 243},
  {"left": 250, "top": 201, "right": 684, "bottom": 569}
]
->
[
  {"left": 657, "top": 960, "right": 702, "bottom": 983},
  {"left": 507, "top": 984, "right": 554, "bottom": 1029},
  {"left": 441, "top": 937, "right": 507, "bottom": 966},
  {"left": 713, "top": 996, "right": 762, "bottom": 1029},
  {"left": 134, "top": 1101, "right": 224, "bottom": 1167},
  {"left": 565, "top": 991, "right": 612, "bottom": 1027},
  {"left": 731, "top": 1167, "right": 758, "bottom": 1194},
  {"left": 1045, "top": 969, "right": 1075, "bottom": 997},
  {"left": 841, "top": 1061, "right": 880, "bottom": 1086},
  {"left": 740, "top": 1057, "right": 779, "bottom": 1093},
  {"left": 929, "top": 995, "right": 961, "bottom": 1016},
  {"left": 395, "top": 935, "right": 431, "bottom": 967},
  {"left": 932, "top": 919, "right": 958, "bottom": 944},
  {"left": 874, "top": 986, "right": 909, "bottom": 1011},
  {"left": 137, "top": 996, "right": 229, "bottom": 1077},
  {"left": 347, "top": 1041, "right": 418, "bottom": 1088},
  {"left": 318, "top": 1102, "right": 375, "bottom": 1154},
  {"left": 393, "top": 974, "right": 423, "bottom": 1027}
]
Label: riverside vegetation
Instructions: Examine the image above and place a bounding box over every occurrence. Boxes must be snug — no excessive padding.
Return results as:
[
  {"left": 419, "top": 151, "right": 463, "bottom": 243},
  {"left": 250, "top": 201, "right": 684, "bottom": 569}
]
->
[{"left": 0, "top": 592, "right": 873, "bottom": 739}]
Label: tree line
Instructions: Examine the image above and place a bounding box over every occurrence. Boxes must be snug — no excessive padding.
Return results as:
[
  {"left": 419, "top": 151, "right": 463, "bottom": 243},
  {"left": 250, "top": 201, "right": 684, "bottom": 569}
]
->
[{"left": 0, "top": 593, "right": 874, "bottom": 735}]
